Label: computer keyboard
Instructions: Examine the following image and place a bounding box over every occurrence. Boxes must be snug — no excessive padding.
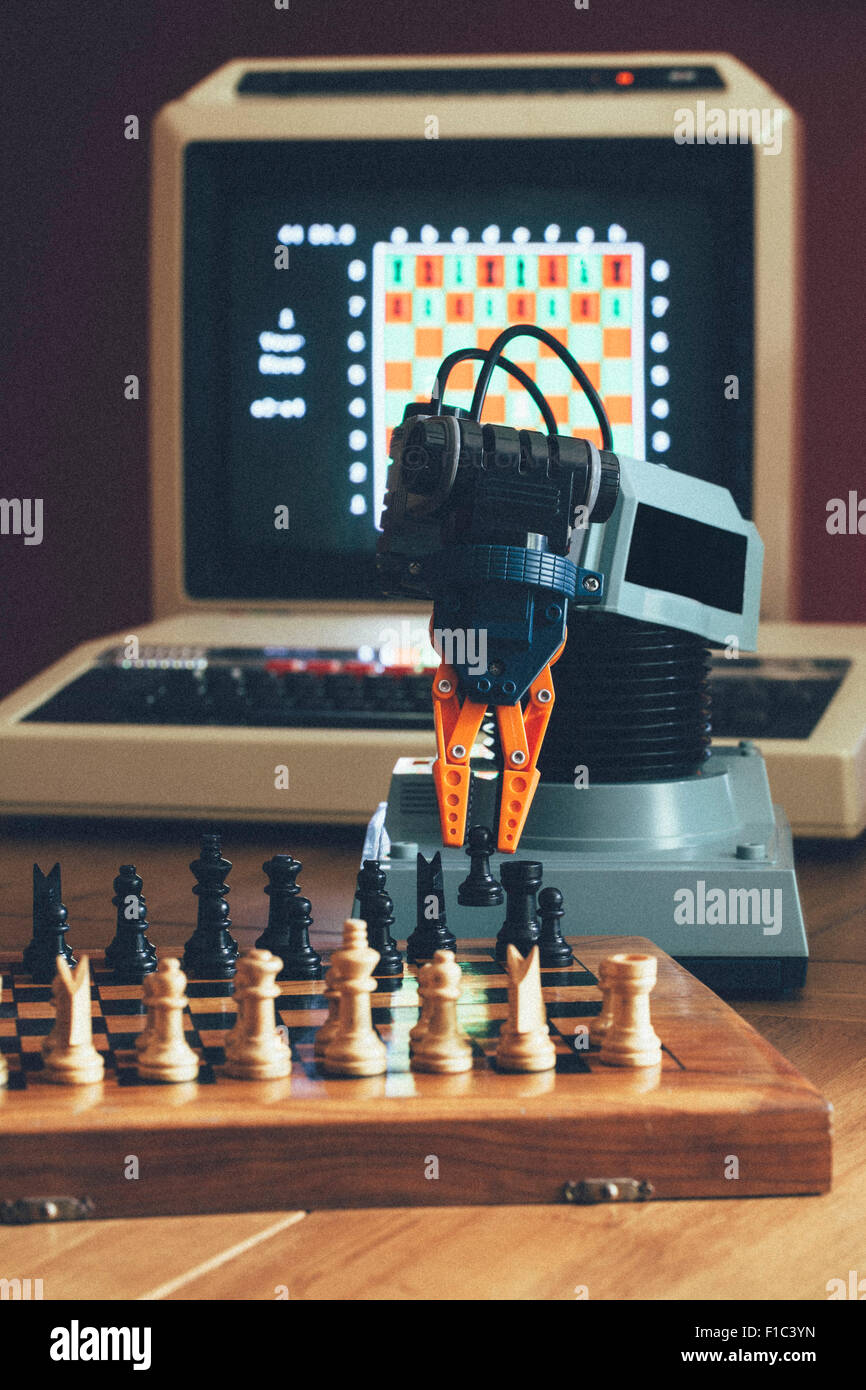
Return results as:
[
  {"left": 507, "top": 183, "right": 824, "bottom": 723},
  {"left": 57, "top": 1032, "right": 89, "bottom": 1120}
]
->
[{"left": 20, "top": 648, "right": 850, "bottom": 742}]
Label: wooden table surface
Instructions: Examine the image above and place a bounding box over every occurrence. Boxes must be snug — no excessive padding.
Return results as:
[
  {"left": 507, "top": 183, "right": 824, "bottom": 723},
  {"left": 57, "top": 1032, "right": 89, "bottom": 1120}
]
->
[{"left": 1, "top": 818, "right": 864, "bottom": 1302}]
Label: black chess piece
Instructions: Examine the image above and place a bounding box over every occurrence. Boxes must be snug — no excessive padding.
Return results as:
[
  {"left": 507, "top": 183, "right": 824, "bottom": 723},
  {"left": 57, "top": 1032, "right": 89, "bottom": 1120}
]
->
[
  {"left": 23, "top": 863, "right": 76, "bottom": 984},
  {"left": 355, "top": 859, "right": 403, "bottom": 978},
  {"left": 256, "top": 854, "right": 323, "bottom": 980},
  {"left": 495, "top": 861, "right": 543, "bottom": 961},
  {"left": 457, "top": 825, "right": 504, "bottom": 908},
  {"left": 105, "top": 864, "right": 158, "bottom": 983},
  {"left": 181, "top": 832, "right": 239, "bottom": 980},
  {"left": 406, "top": 850, "right": 456, "bottom": 963},
  {"left": 537, "top": 886, "right": 574, "bottom": 967}
]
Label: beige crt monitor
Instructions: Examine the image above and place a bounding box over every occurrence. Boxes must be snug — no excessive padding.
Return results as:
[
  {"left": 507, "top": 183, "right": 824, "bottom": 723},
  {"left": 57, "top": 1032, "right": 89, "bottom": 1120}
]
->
[{"left": 1, "top": 53, "right": 864, "bottom": 838}]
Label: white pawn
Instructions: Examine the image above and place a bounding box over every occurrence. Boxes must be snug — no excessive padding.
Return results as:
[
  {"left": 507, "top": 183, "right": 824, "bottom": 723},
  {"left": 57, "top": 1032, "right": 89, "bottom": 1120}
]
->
[
  {"left": 599, "top": 952, "right": 662, "bottom": 1068},
  {"left": 410, "top": 950, "right": 473, "bottom": 1074},
  {"left": 496, "top": 945, "right": 556, "bottom": 1073},
  {"left": 42, "top": 956, "right": 105, "bottom": 1086},
  {"left": 137, "top": 957, "right": 200, "bottom": 1083},
  {"left": 322, "top": 919, "right": 387, "bottom": 1077},
  {"left": 225, "top": 949, "right": 291, "bottom": 1080},
  {"left": 314, "top": 955, "right": 348, "bottom": 1060}
]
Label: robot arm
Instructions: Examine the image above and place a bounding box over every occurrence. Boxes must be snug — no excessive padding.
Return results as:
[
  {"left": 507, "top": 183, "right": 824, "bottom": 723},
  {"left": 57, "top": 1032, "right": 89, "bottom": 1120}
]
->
[{"left": 377, "top": 326, "right": 762, "bottom": 854}]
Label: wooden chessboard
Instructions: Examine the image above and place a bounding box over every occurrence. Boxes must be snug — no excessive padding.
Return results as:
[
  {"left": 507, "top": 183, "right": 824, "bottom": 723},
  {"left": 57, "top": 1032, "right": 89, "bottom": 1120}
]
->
[{"left": 0, "top": 938, "right": 831, "bottom": 1218}]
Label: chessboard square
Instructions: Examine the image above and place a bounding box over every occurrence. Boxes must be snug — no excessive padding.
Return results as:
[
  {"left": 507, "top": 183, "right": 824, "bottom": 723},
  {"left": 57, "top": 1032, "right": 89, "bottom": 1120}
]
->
[
  {"left": 570, "top": 394, "right": 600, "bottom": 429},
  {"left": 197, "top": 1030, "right": 232, "bottom": 1050},
  {"left": 444, "top": 255, "right": 472, "bottom": 290},
  {"left": 415, "top": 255, "right": 443, "bottom": 287},
  {"left": 385, "top": 254, "right": 411, "bottom": 289},
  {"left": 0, "top": 1018, "right": 18, "bottom": 1036},
  {"left": 510, "top": 393, "right": 544, "bottom": 429},
  {"left": 476, "top": 255, "right": 504, "bottom": 287},
  {"left": 539, "top": 327, "right": 568, "bottom": 356},
  {"left": 604, "top": 395, "right": 633, "bottom": 425},
  {"left": 577, "top": 426, "right": 604, "bottom": 447},
  {"left": 413, "top": 362, "right": 438, "bottom": 398},
  {"left": 274, "top": 993, "right": 326, "bottom": 1012},
  {"left": 571, "top": 254, "right": 602, "bottom": 291},
  {"left": 105, "top": 1030, "right": 141, "bottom": 1049},
  {"left": 481, "top": 394, "right": 506, "bottom": 424},
  {"left": 415, "top": 326, "right": 443, "bottom": 358},
  {"left": 20, "top": 1032, "right": 50, "bottom": 1049},
  {"left": 507, "top": 291, "right": 536, "bottom": 322},
  {"left": 443, "top": 324, "right": 472, "bottom": 355},
  {"left": 554, "top": 1049, "right": 592, "bottom": 1074},
  {"left": 384, "top": 323, "right": 414, "bottom": 358},
  {"left": 97, "top": 984, "right": 145, "bottom": 1000},
  {"left": 602, "top": 254, "right": 632, "bottom": 288},
  {"left": 16, "top": 1016, "right": 57, "bottom": 1036},
  {"left": 385, "top": 361, "right": 413, "bottom": 391},
  {"left": 603, "top": 327, "right": 632, "bottom": 357},
  {"left": 385, "top": 391, "right": 409, "bottom": 428},
  {"left": 612, "top": 425, "right": 634, "bottom": 455},
  {"left": 279, "top": 1008, "right": 327, "bottom": 1028},
  {"left": 475, "top": 327, "right": 502, "bottom": 351},
  {"left": 601, "top": 357, "right": 633, "bottom": 395},
  {"left": 602, "top": 288, "right": 632, "bottom": 326},
  {"left": 98, "top": 997, "right": 146, "bottom": 1016},
  {"left": 535, "top": 358, "right": 566, "bottom": 396},
  {"left": 446, "top": 292, "right": 474, "bottom": 323},
  {"left": 537, "top": 289, "right": 569, "bottom": 325},
  {"left": 568, "top": 324, "right": 602, "bottom": 360},
  {"left": 455, "top": 961, "right": 506, "bottom": 977},
  {"left": 414, "top": 290, "right": 445, "bottom": 326},
  {"left": 505, "top": 256, "right": 537, "bottom": 290},
  {"left": 188, "top": 1009, "right": 235, "bottom": 1032},
  {"left": 13, "top": 984, "right": 54, "bottom": 1002},
  {"left": 445, "top": 389, "right": 474, "bottom": 414},
  {"left": 0, "top": 1001, "right": 17, "bottom": 1019},
  {"left": 186, "top": 981, "right": 235, "bottom": 998},
  {"left": 446, "top": 360, "right": 476, "bottom": 391},
  {"left": 571, "top": 291, "right": 600, "bottom": 322},
  {"left": 476, "top": 289, "right": 506, "bottom": 324},
  {"left": 385, "top": 292, "right": 412, "bottom": 323},
  {"left": 539, "top": 255, "right": 568, "bottom": 287},
  {"left": 541, "top": 968, "right": 596, "bottom": 988},
  {"left": 547, "top": 1000, "right": 602, "bottom": 1019}
]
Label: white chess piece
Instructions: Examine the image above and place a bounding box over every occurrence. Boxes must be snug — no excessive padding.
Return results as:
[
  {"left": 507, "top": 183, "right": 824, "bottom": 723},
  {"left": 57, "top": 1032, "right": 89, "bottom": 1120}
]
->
[
  {"left": 42, "top": 956, "right": 105, "bottom": 1086},
  {"left": 322, "top": 919, "right": 387, "bottom": 1077},
  {"left": 411, "top": 950, "right": 473, "bottom": 1074},
  {"left": 136, "top": 957, "right": 200, "bottom": 1083},
  {"left": 496, "top": 944, "right": 556, "bottom": 1073},
  {"left": 224, "top": 948, "right": 291, "bottom": 1080},
  {"left": 598, "top": 953, "right": 662, "bottom": 1068}
]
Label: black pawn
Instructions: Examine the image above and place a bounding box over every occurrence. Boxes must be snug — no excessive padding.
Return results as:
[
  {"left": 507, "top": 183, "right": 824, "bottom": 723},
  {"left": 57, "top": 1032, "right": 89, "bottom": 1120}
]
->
[
  {"left": 495, "top": 861, "right": 543, "bottom": 962},
  {"left": 406, "top": 850, "right": 456, "bottom": 963},
  {"left": 256, "top": 854, "right": 322, "bottom": 981},
  {"left": 458, "top": 825, "right": 504, "bottom": 908},
  {"left": 182, "top": 832, "right": 239, "bottom": 980},
  {"left": 23, "top": 863, "right": 76, "bottom": 984},
  {"left": 538, "top": 886, "right": 574, "bottom": 968},
  {"left": 105, "top": 864, "right": 158, "bottom": 983},
  {"left": 355, "top": 860, "right": 403, "bottom": 978}
]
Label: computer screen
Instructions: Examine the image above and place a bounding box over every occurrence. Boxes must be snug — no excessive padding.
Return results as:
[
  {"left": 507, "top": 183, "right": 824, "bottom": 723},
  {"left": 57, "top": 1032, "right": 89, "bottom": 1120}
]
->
[{"left": 182, "top": 136, "right": 753, "bottom": 600}]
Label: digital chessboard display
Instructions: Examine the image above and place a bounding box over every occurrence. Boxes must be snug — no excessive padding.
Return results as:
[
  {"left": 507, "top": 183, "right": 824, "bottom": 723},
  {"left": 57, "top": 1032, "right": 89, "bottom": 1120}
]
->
[{"left": 372, "top": 240, "right": 645, "bottom": 524}]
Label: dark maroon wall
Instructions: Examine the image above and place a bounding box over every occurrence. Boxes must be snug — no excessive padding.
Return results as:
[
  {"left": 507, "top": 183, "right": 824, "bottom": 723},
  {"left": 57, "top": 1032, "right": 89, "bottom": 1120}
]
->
[{"left": 2, "top": 0, "right": 864, "bottom": 700}]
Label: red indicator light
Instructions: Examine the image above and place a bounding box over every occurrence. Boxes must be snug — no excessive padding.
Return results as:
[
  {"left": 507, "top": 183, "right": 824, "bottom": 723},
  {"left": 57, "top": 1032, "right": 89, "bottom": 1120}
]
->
[{"left": 615, "top": 70, "right": 635, "bottom": 86}]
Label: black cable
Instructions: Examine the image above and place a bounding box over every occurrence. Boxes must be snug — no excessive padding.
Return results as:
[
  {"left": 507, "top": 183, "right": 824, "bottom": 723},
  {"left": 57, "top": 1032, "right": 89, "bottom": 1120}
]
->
[
  {"left": 432, "top": 348, "right": 559, "bottom": 435},
  {"left": 469, "top": 324, "right": 613, "bottom": 451}
]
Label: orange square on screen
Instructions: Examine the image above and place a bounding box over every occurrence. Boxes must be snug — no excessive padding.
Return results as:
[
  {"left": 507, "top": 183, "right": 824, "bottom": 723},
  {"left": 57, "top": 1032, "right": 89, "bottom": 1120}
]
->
[
  {"left": 447, "top": 361, "right": 476, "bottom": 390},
  {"left": 386, "top": 293, "right": 412, "bottom": 322},
  {"left": 447, "top": 292, "right": 474, "bottom": 323},
  {"left": 604, "top": 395, "right": 633, "bottom": 424},
  {"left": 603, "top": 255, "right": 631, "bottom": 288},
  {"left": 539, "top": 255, "right": 568, "bottom": 287},
  {"left": 580, "top": 361, "right": 601, "bottom": 388},
  {"left": 477, "top": 327, "right": 502, "bottom": 350},
  {"left": 416, "top": 256, "right": 443, "bottom": 287},
  {"left": 482, "top": 395, "right": 506, "bottom": 423},
  {"left": 477, "top": 255, "right": 504, "bottom": 287},
  {"left": 603, "top": 328, "right": 632, "bottom": 358},
  {"left": 571, "top": 292, "right": 600, "bottom": 323},
  {"left": 415, "top": 327, "right": 443, "bottom": 358},
  {"left": 539, "top": 327, "right": 569, "bottom": 356},
  {"left": 578, "top": 427, "right": 604, "bottom": 446},
  {"left": 385, "top": 361, "right": 413, "bottom": 391},
  {"left": 507, "top": 292, "right": 536, "bottom": 322},
  {"left": 545, "top": 396, "right": 570, "bottom": 427}
]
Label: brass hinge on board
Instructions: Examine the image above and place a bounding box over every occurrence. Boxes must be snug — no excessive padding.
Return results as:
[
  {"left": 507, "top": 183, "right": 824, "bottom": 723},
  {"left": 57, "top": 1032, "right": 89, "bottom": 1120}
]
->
[
  {"left": 561, "top": 1178, "right": 654, "bottom": 1205},
  {"left": 0, "top": 1196, "right": 95, "bottom": 1225}
]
